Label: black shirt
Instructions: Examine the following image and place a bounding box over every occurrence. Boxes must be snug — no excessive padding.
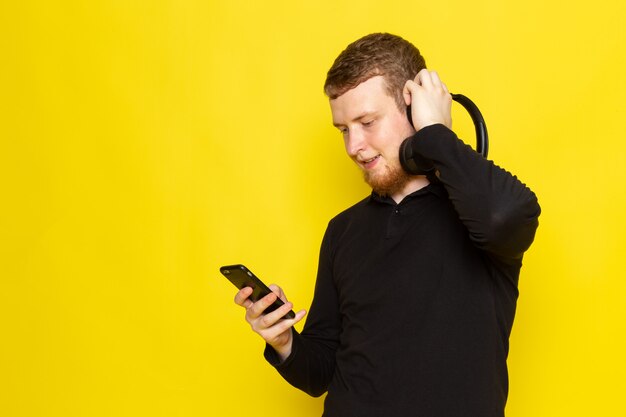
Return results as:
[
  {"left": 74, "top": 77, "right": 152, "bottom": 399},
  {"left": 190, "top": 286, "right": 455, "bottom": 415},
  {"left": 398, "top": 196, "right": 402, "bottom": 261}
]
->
[{"left": 265, "top": 124, "right": 541, "bottom": 417}]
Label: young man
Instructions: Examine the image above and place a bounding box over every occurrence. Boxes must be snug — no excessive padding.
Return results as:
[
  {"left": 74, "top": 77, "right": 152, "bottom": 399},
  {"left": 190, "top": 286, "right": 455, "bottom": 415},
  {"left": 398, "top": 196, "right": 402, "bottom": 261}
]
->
[{"left": 235, "top": 33, "right": 540, "bottom": 417}]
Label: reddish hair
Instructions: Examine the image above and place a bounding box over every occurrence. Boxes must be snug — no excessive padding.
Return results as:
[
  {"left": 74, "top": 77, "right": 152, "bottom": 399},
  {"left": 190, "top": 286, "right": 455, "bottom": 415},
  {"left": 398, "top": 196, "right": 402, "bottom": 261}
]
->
[{"left": 324, "top": 33, "right": 427, "bottom": 110}]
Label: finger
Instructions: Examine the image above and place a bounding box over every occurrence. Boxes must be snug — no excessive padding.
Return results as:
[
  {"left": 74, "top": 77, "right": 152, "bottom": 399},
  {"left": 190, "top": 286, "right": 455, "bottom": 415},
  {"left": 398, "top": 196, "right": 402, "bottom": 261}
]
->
[
  {"left": 429, "top": 70, "right": 444, "bottom": 90},
  {"left": 416, "top": 68, "right": 432, "bottom": 86},
  {"left": 260, "top": 300, "right": 295, "bottom": 328},
  {"left": 260, "top": 309, "right": 308, "bottom": 340},
  {"left": 268, "top": 284, "right": 285, "bottom": 301},
  {"left": 275, "top": 309, "right": 307, "bottom": 333},
  {"left": 234, "top": 286, "right": 254, "bottom": 308},
  {"left": 247, "top": 291, "right": 278, "bottom": 319},
  {"left": 428, "top": 71, "right": 451, "bottom": 96}
]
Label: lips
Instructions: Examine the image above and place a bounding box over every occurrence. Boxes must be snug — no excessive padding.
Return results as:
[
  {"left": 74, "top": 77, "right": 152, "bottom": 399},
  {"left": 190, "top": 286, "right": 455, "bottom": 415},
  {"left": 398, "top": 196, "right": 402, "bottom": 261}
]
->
[{"left": 359, "top": 154, "right": 381, "bottom": 169}]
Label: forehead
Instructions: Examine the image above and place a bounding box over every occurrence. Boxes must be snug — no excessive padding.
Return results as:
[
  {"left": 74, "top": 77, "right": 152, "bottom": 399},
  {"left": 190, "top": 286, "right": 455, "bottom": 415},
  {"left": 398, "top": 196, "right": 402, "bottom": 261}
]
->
[{"left": 329, "top": 76, "right": 396, "bottom": 123}]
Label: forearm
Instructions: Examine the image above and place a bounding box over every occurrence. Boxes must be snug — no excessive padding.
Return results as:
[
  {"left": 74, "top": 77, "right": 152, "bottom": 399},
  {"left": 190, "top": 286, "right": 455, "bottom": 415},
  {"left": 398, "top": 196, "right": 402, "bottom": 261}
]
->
[
  {"left": 264, "top": 227, "right": 341, "bottom": 397},
  {"left": 410, "top": 124, "right": 541, "bottom": 260},
  {"left": 264, "top": 329, "right": 337, "bottom": 397}
]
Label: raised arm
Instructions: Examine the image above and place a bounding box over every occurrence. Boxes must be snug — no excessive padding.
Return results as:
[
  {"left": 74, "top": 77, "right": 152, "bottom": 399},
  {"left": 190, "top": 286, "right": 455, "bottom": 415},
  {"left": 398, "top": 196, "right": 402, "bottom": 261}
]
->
[{"left": 404, "top": 69, "right": 540, "bottom": 261}]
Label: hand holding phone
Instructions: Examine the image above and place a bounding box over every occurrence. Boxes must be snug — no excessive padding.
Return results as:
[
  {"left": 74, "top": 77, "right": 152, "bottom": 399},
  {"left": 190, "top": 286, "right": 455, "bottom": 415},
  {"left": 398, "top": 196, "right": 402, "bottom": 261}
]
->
[
  {"left": 225, "top": 264, "right": 306, "bottom": 361},
  {"left": 221, "top": 264, "right": 296, "bottom": 319}
]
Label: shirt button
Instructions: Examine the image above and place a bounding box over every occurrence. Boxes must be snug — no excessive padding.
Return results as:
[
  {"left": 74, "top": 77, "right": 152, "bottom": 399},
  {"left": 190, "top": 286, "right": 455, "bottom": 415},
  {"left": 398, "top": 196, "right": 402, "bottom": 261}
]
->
[{"left": 394, "top": 208, "right": 400, "bottom": 214}]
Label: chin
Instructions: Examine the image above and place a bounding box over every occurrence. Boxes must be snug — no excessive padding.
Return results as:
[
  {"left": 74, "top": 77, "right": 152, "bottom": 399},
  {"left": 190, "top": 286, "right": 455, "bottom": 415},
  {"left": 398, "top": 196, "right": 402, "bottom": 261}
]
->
[{"left": 364, "top": 164, "right": 411, "bottom": 197}]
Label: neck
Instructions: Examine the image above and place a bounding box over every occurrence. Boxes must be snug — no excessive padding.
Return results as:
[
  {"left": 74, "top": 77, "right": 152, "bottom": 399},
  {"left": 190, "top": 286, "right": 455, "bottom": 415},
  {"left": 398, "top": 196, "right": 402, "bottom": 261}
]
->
[{"left": 390, "top": 175, "right": 430, "bottom": 204}]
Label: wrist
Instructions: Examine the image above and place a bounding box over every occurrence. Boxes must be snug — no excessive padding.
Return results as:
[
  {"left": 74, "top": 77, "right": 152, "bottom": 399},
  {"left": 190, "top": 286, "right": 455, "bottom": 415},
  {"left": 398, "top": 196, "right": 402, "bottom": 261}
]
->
[{"left": 273, "top": 336, "right": 293, "bottom": 363}]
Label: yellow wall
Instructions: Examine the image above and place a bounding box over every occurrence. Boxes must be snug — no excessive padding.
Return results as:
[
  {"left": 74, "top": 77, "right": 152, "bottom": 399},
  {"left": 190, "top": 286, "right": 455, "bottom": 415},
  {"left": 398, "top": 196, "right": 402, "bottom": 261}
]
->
[{"left": 2, "top": 1, "right": 625, "bottom": 416}]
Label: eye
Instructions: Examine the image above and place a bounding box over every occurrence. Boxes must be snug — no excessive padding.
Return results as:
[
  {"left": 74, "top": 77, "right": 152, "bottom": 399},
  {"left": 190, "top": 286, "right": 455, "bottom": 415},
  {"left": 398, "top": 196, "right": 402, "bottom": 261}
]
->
[{"left": 362, "top": 120, "right": 374, "bottom": 127}]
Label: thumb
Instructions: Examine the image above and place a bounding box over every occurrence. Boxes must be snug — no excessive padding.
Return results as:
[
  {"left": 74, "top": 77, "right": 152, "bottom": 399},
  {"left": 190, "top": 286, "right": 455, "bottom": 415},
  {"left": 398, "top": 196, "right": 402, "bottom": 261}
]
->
[{"left": 403, "top": 80, "right": 416, "bottom": 106}]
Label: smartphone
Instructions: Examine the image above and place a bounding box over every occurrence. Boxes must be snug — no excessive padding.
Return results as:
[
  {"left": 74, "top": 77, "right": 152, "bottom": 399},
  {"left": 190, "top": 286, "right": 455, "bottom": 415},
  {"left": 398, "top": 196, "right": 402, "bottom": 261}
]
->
[{"left": 220, "top": 264, "right": 296, "bottom": 319}]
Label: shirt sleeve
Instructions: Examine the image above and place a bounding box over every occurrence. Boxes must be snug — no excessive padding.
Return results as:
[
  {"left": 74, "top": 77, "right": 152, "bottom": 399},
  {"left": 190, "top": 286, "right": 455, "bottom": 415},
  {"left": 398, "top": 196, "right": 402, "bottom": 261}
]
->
[
  {"left": 409, "top": 124, "right": 541, "bottom": 263},
  {"left": 263, "top": 224, "right": 341, "bottom": 397}
]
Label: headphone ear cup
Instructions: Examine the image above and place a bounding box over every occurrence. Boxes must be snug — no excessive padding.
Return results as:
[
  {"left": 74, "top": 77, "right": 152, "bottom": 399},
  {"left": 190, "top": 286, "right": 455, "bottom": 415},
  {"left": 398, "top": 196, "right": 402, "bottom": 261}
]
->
[
  {"left": 400, "top": 93, "right": 488, "bottom": 177},
  {"left": 400, "top": 105, "right": 436, "bottom": 176},
  {"left": 399, "top": 137, "right": 436, "bottom": 175}
]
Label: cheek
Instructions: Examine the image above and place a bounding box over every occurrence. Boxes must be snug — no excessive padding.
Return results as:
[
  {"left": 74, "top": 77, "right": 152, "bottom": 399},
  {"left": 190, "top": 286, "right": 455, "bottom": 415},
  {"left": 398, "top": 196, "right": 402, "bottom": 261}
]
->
[
  {"left": 378, "top": 120, "right": 411, "bottom": 151},
  {"left": 395, "top": 113, "right": 415, "bottom": 137}
]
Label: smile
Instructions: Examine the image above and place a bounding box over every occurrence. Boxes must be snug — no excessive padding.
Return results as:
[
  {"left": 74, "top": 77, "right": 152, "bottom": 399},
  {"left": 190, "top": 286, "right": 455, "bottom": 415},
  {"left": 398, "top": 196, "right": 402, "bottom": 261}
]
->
[{"left": 359, "top": 155, "right": 381, "bottom": 169}]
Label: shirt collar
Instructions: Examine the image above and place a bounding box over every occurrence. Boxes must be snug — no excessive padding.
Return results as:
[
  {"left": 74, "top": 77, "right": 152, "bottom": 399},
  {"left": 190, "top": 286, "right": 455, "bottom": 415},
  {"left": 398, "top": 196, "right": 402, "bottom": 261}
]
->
[{"left": 369, "top": 181, "right": 447, "bottom": 206}]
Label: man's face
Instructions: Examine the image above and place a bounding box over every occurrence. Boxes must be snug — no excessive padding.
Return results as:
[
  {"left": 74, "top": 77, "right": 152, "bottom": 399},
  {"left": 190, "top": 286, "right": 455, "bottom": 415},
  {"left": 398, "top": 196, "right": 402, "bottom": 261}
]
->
[{"left": 330, "top": 76, "right": 415, "bottom": 197}]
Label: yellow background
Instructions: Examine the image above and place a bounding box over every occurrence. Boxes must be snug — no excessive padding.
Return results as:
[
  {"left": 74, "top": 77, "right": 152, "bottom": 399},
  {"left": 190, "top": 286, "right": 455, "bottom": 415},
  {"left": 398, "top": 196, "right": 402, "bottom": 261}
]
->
[{"left": 2, "top": 1, "right": 625, "bottom": 416}]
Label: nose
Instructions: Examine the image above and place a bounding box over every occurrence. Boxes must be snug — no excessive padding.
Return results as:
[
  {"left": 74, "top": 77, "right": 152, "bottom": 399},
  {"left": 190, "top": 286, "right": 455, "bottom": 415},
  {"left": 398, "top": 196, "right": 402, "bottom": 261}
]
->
[{"left": 345, "top": 127, "right": 365, "bottom": 157}]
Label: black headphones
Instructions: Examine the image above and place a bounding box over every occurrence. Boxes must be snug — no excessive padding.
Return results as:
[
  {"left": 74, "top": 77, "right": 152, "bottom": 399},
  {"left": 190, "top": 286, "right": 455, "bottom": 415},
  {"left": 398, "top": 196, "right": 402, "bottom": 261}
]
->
[{"left": 400, "top": 94, "right": 489, "bottom": 176}]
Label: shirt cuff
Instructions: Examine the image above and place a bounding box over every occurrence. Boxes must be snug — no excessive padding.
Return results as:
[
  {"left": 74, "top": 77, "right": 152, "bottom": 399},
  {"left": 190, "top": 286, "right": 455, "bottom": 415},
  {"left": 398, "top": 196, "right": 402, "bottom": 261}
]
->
[{"left": 410, "top": 123, "right": 458, "bottom": 160}]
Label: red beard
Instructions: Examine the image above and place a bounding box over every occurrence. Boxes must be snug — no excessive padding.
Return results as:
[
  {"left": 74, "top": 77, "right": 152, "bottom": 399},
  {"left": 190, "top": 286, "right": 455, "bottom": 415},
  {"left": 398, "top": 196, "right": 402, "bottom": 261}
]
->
[{"left": 364, "top": 160, "right": 411, "bottom": 197}]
